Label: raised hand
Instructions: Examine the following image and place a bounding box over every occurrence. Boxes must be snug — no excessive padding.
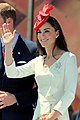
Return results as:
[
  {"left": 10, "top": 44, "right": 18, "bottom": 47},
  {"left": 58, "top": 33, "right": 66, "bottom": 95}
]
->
[{"left": 0, "top": 23, "right": 16, "bottom": 45}]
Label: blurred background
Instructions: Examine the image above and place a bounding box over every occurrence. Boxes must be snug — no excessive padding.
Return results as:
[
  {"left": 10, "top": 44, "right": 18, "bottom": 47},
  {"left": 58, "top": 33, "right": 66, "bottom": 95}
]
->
[{"left": 0, "top": 0, "right": 80, "bottom": 113}]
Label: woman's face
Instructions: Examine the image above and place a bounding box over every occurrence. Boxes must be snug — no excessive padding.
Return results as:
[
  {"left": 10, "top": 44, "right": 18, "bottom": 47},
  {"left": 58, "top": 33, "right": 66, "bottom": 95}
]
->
[{"left": 37, "top": 22, "right": 59, "bottom": 49}]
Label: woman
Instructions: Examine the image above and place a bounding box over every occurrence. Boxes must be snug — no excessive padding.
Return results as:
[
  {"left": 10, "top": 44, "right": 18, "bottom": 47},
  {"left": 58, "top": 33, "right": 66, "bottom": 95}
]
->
[{"left": 1, "top": 3, "right": 78, "bottom": 120}]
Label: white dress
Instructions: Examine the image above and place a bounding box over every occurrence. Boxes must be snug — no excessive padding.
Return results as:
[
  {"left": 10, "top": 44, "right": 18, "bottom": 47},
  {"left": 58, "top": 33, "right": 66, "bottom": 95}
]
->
[{"left": 5, "top": 52, "right": 78, "bottom": 120}]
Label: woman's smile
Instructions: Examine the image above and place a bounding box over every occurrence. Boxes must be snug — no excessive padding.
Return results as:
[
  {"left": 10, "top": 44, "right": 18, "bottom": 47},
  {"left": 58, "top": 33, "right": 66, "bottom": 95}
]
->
[{"left": 41, "top": 39, "right": 49, "bottom": 42}]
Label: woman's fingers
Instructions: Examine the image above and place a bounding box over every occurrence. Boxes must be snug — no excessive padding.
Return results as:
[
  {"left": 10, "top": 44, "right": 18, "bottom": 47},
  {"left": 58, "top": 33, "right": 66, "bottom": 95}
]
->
[
  {"left": 2, "top": 23, "right": 10, "bottom": 34},
  {"left": 0, "top": 23, "right": 16, "bottom": 45}
]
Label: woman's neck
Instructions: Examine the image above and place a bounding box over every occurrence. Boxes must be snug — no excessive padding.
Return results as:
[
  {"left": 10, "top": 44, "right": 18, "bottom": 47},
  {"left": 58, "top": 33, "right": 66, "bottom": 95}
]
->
[{"left": 46, "top": 46, "right": 62, "bottom": 59}]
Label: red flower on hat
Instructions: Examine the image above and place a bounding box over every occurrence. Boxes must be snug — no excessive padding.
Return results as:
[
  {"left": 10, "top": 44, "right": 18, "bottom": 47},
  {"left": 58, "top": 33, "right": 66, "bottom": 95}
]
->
[{"left": 34, "top": 3, "right": 54, "bottom": 30}]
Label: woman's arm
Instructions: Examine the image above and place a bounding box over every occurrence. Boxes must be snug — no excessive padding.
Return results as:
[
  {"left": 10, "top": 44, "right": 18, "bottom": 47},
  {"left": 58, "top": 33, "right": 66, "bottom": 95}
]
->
[
  {"left": 53, "top": 55, "right": 78, "bottom": 115},
  {"left": 1, "top": 23, "right": 35, "bottom": 78},
  {"left": 5, "top": 44, "right": 13, "bottom": 66}
]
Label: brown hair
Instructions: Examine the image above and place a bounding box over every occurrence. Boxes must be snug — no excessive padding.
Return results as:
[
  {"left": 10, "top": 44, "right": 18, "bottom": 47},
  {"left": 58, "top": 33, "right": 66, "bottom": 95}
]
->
[
  {"left": 0, "top": 3, "right": 16, "bottom": 27},
  {"left": 36, "top": 16, "right": 69, "bottom": 56}
]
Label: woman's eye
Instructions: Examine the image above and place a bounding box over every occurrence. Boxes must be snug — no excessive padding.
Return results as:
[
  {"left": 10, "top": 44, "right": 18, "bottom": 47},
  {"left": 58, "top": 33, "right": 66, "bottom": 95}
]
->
[
  {"left": 37, "top": 31, "right": 41, "bottom": 34},
  {"left": 37, "top": 30, "right": 50, "bottom": 35},
  {"left": 44, "top": 30, "right": 50, "bottom": 33}
]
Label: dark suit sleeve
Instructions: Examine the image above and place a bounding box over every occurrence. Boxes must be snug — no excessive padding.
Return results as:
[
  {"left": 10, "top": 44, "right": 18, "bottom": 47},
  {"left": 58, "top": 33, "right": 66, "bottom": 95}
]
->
[{"left": 14, "top": 87, "right": 38, "bottom": 108}]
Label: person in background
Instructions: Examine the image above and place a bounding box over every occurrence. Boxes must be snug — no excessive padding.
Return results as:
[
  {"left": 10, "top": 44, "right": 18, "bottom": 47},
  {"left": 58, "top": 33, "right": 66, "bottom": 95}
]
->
[
  {"left": 0, "top": 3, "right": 38, "bottom": 120},
  {"left": 1, "top": 3, "right": 78, "bottom": 120}
]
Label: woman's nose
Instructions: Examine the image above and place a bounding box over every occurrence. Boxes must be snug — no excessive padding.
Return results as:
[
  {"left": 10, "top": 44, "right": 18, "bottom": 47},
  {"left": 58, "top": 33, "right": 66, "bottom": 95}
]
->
[{"left": 41, "top": 32, "right": 45, "bottom": 36}]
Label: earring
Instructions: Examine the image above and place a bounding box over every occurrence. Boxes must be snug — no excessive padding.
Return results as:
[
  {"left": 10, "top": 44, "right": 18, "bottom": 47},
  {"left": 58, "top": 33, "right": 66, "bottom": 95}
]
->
[{"left": 56, "top": 36, "right": 57, "bottom": 38}]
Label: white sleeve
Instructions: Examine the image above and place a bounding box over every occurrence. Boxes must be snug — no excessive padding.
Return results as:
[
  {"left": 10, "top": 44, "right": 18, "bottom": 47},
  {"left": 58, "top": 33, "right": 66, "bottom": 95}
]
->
[
  {"left": 5, "top": 58, "right": 36, "bottom": 78},
  {"left": 53, "top": 54, "right": 78, "bottom": 114}
]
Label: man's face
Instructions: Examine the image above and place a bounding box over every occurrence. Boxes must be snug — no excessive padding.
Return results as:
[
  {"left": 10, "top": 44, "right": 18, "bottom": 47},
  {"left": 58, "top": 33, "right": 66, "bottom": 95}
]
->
[{"left": 0, "top": 15, "right": 4, "bottom": 37}]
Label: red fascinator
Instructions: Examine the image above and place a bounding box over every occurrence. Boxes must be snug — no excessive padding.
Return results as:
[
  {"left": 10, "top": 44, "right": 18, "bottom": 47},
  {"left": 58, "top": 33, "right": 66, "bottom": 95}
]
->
[{"left": 34, "top": 3, "right": 54, "bottom": 30}]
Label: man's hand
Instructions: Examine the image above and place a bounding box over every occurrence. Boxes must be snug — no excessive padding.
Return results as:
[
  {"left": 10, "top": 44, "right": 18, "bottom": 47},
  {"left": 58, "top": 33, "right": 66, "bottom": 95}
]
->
[{"left": 0, "top": 91, "right": 17, "bottom": 109}]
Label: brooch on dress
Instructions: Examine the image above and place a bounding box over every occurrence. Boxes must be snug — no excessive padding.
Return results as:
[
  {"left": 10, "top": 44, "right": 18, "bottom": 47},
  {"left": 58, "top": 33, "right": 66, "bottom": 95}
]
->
[{"left": 55, "top": 62, "right": 62, "bottom": 69}]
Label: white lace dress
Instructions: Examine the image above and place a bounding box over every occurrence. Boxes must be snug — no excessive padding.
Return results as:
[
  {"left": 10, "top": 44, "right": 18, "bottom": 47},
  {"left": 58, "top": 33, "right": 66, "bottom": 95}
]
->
[{"left": 5, "top": 52, "right": 78, "bottom": 120}]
